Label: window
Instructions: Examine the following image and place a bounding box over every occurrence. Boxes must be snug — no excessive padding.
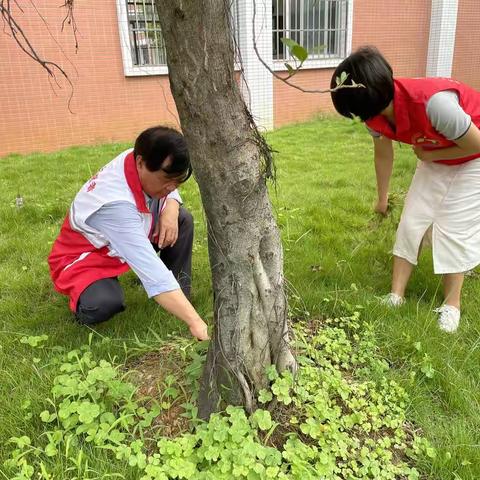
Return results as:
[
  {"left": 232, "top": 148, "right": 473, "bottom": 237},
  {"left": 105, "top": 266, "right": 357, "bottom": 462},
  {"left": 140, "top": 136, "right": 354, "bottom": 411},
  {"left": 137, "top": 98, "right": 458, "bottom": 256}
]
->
[
  {"left": 272, "top": 0, "right": 351, "bottom": 65},
  {"left": 116, "top": 0, "right": 350, "bottom": 76},
  {"left": 116, "top": 0, "right": 240, "bottom": 76},
  {"left": 126, "top": 0, "right": 166, "bottom": 66}
]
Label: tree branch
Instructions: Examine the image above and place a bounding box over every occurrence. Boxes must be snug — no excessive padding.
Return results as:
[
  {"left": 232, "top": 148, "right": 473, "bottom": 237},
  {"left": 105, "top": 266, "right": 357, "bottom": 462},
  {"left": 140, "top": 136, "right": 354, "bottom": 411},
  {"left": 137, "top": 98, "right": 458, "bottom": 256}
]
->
[
  {"left": 251, "top": 0, "right": 363, "bottom": 94},
  {"left": 60, "top": 0, "right": 78, "bottom": 51},
  {"left": 0, "top": 0, "right": 75, "bottom": 110}
]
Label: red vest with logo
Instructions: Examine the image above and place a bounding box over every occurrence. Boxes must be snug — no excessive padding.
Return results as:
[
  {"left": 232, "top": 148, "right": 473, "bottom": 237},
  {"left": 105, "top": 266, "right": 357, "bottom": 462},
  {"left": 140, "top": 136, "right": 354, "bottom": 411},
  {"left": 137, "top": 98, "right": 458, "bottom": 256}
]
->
[
  {"left": 366, "top": 77, "right": 480, "bottom": 165},
  {"left": 48, "top": 151, "right": 155, "bottom": 311}
]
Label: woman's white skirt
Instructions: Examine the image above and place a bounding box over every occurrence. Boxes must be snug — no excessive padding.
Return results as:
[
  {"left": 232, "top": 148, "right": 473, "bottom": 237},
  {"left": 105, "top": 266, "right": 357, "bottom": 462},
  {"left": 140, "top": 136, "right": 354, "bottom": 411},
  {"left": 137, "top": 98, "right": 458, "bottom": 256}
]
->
[{"left": 393, "top": 158, "right": 480, "bottom": 274}]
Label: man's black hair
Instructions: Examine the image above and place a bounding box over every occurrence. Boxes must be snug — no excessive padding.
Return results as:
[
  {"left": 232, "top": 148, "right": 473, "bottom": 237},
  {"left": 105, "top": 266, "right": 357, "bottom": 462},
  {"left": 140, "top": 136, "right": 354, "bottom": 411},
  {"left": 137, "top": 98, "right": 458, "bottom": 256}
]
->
[
  {"left": 134, "top": 126, "right": 192, "bottom": 182},
  {"left": 330, "top": 46, "right": 394, "bottom": 121}
]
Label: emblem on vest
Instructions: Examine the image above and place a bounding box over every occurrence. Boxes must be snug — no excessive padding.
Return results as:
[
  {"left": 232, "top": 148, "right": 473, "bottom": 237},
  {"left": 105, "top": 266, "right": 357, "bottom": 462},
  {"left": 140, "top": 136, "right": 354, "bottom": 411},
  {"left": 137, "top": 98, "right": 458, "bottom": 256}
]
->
[
  {"left": 412, "top": 134, "right": 439, "bottom": 145},
  {"left": 86, "top": 173, "right": 99, "bottom": 192}
]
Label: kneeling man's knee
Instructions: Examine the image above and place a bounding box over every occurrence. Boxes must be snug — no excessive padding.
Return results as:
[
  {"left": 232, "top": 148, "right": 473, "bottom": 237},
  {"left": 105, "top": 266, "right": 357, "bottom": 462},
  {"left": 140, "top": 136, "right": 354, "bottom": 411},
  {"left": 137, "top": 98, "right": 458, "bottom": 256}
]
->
[{"left": 76, "top": 279, "right": 125, "bottom": 325}]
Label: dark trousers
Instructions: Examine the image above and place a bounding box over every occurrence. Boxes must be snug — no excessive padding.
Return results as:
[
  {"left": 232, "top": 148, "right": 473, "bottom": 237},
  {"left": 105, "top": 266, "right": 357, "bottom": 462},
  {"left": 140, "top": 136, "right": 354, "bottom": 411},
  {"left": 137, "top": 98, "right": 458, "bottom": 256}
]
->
[{"left": 76, "top": 207, "right": 194, "bottom": 325}]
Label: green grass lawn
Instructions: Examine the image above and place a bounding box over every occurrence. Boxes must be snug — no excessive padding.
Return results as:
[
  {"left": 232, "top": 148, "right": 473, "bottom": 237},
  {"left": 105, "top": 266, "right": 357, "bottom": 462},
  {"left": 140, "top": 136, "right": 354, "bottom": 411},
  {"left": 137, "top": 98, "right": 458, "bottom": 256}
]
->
[{"left": 0, "top": 117, "right": 479, "bottom": 479}]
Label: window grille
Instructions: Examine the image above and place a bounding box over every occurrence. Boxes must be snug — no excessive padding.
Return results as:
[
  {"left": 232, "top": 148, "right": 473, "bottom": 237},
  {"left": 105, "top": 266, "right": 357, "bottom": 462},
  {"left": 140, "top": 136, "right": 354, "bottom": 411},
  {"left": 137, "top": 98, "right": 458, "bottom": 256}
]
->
[
  {"left": 125, "top": 0, "right": 240, "bottom": 67},
  {"left": 272, "top": 0, "right": 350, "bottom": 61},
  {"left": 126, "top": 0, "right": 166, "bottom": 66}
]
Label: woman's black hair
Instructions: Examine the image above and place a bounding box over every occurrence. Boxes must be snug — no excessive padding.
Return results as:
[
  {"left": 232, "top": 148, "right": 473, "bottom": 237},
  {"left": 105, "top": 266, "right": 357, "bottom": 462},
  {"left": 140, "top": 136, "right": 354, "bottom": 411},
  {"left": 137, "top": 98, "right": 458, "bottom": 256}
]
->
[
  {"left": 330, "top": 46, "right": 394, "bottom": 121},
  {"left": 134, "top": 126, "right": 192, "bottom": 182}
]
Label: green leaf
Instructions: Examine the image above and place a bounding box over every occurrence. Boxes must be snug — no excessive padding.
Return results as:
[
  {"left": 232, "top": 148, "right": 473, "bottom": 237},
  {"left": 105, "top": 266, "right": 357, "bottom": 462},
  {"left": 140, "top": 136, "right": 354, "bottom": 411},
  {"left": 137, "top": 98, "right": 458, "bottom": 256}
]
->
[
  {"left": 9, "top": 435, "right": 31, "bottom": 448},
  {"left": 213, "top": 428, "right": 228, "bottom": 442},
  {"left": 266, "top": 466, "right": 280, "bottom": 478},
  {"left": 335, "top": 71, "right": 349, "bottom": 86},
  {"left": 251, "top": 409, "right": 273, "bottom": 431},
  {"left": 100, "top": 412, "right": 116, "bottom": 424},
  {"left": 426, "top": 446, "right": 436, "bottom": 458},
  {"left": 280, "top": 37, "right": 297, "bottom": 48},
  {"left": 87, "top": 364, "right": 117, "bottom": 383},
  {"left": 420, "top": 363, "right": 435, "bottom": 378},
  {"left": 20, "top": 334, "right": 48, "bottom": 348},
  {"left": 258, "top": 389, "right": 273, "bottom": 403},
  {"left": 284, "top": 63, "right": 296, "bottom": 76},
  {"left": 44, "top": 443, "right": 58, "bottom": 457},
  {"left": 281, "top": 37, "right": 308, "bottom": 62},
  {"left": 40, "top": 410, "right": 56, "bottom": 423},
  {"left": 266, "top": 365, "right": 278, "bottom": 381},
  {"left": 77, "top": 401, "right": 100, "bottom": 424},
  {"left": 291, "top": 45, "right": 308, "bottom": 63}
]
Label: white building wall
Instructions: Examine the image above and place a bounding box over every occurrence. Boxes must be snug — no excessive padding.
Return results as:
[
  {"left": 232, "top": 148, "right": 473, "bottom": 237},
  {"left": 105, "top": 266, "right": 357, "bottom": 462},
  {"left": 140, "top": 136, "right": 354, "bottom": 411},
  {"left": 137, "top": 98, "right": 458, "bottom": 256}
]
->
[
  {"left": 237, "top": 0, "right": 274, "bottom": 131},
  {"left": 427, "top": 0, "right": 459, "bottom": 77}
]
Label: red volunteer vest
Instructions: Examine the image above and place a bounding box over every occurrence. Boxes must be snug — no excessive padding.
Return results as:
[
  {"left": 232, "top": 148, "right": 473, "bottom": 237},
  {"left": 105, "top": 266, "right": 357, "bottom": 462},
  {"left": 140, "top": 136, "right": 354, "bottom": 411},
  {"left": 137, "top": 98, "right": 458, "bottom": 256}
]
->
[
  {"left": 48, "top": 152, "right": 154, "bottom": 311},
  {"left": 366, "top": 77, "right": 480, "bottom": 165}
]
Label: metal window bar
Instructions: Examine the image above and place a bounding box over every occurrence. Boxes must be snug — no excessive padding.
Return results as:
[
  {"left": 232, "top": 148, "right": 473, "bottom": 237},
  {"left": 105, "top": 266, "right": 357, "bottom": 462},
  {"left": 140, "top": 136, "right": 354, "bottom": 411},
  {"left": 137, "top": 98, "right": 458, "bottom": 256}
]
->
[
  {"left": 230, "top": 0, "right": 241, "bottom": 64},
  {"left": 126, "top": 0, "right": 239, "bottom": 67},
  {"left": 126, "top": 0, "right": 165, "bottom": 66},
  {"left": 272, "top": 0, "right": 349, "bottom": 61}
]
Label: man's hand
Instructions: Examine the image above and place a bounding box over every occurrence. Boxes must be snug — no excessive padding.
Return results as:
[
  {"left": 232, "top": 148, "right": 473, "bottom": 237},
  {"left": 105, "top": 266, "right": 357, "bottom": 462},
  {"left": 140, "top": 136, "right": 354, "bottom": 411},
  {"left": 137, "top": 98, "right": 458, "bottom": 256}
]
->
[
  {"left": 412, "top": 145, "right": 434, "bottom": 162},
  {"left": 189, "top": 319, "right": 210, "bottom": 341},
  {"left": 154, "top": 199, "right": 179, "bottom": 248},
  {"left": 154, "top": 289, "right": 209, "bottom": 341}
]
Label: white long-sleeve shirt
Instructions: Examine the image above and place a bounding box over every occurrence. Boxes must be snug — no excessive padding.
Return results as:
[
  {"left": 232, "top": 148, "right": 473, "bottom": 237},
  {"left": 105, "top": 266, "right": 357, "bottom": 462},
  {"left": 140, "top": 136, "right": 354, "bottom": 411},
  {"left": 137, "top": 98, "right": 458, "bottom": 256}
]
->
[{"left": 86, "top": 191, "right": 182, "bottom": 298}]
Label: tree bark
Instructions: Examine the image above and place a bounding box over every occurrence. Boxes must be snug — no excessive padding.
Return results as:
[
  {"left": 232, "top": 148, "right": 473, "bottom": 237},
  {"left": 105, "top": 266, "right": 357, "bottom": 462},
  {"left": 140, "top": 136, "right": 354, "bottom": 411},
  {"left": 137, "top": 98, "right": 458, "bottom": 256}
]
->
[{"left": 156, "top": 0, "right": 295, "bottom": 419}]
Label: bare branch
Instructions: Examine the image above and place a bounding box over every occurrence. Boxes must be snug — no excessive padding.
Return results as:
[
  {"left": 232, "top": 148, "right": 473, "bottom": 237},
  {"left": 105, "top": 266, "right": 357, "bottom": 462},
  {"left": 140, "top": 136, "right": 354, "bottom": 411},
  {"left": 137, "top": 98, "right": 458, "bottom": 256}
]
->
[
  {"left": 0, "top": 0, "right": 75, "bottom": 111},
  {"left": 60, "top": 0, "right": 78, "bottom": 51},
  {"left": 28, "top": 0, "right": 79, "bottom": 78}
]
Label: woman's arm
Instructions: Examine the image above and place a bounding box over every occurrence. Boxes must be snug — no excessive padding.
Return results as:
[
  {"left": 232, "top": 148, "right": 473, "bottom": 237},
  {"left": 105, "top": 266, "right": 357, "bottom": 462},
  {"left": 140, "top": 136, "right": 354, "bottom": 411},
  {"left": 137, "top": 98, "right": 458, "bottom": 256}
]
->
[
  {"left": 415, "top": 91, "right": 480, "bottom": 162},
  {"left": 373, "top": 135, "right": 394, "bottom": 214},
  {"left": 414, "top": 123, "right": 480, "bottom": 162}
]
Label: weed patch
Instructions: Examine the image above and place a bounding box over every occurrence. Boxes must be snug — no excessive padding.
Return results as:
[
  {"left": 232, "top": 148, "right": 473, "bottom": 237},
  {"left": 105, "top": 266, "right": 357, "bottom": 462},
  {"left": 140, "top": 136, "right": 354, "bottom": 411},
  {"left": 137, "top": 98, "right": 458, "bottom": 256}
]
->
[{"left": 4, "top": 307, "right": 434, "bottom": 479}]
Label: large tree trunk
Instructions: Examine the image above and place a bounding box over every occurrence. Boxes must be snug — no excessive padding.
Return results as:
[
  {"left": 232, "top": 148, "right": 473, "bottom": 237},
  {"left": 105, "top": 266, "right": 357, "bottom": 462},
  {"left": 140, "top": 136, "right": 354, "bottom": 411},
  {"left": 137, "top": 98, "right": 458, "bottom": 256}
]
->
[{"left": 156, "top": 0, "right": 295, "bottom": 418}]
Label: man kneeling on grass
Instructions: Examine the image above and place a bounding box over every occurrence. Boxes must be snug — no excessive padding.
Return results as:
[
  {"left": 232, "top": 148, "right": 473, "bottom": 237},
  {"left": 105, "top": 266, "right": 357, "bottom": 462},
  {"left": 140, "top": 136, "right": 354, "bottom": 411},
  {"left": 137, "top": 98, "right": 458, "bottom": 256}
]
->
[{"left": 48, "top": 126, "right": 209, "bottom": 341}]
